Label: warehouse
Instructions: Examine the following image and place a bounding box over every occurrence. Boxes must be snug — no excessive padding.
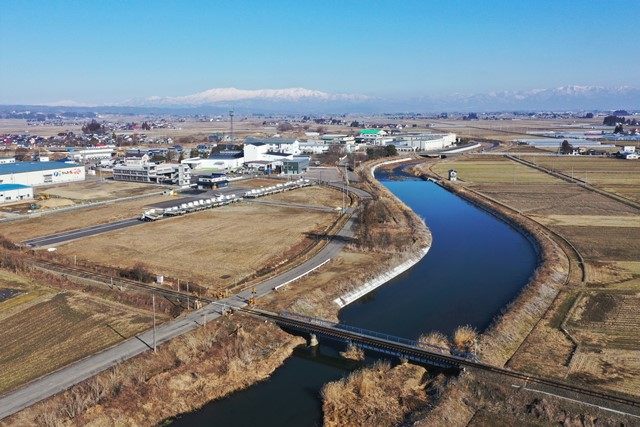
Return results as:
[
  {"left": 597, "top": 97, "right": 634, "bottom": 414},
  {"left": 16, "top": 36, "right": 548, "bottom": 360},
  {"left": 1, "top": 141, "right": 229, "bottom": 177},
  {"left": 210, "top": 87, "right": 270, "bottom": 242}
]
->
[
  {"left": 0, "top": 161, "right": 85, "bottom": 187},
  {"left": 0, "top": 183, "right": 33, "bottom": 204}
]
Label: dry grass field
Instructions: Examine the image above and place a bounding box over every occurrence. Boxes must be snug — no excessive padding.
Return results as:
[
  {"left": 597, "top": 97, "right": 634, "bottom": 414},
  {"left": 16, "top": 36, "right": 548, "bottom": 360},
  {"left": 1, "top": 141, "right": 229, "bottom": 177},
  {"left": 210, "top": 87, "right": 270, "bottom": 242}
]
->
[
  {"left": 36, "top": 179, "right": 165, "bottom": 202},
  {"left": 431, "top": 157, "right": 558, "bottom": 184},
  {"left": 0, "top": 194, "right": 171, "bottom": 241},
  {"left": 263, "top": 185, "right": 343, "bottom": 208},
  {"left": 55, "top": 202, "right": 339, "bottom": 293},
  {"left": 526, "top": 156, "right": 640, "bottom": 202},
  {"left": 422, "top": 155, "right": 640, "bottom": 396},
  {"left": 0, "top": 269, "right": 152, "bottom": 394},
  {"left": 429, "top": 118, "right": 604, "bottom": 142}
]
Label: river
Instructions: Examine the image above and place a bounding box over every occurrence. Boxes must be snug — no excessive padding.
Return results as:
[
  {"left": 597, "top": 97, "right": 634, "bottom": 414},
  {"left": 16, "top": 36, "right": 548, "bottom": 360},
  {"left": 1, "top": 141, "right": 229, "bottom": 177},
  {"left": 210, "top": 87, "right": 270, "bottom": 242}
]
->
[{"left": 172, "top": 166, "right": 538, "bottom": 426}]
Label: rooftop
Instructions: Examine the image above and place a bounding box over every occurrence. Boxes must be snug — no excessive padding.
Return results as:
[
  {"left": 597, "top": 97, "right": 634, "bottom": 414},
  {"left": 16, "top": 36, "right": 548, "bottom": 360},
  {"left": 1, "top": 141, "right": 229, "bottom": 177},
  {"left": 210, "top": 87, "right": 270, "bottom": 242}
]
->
[
  {"left": 245, "top": 137, "right": 298, "bottom": 146},
  {"left": 0, "top": 183, "right": 32, "bottom": 191},
  {"left": 0, "top": 161, "right": 80, "bottom": 175}
]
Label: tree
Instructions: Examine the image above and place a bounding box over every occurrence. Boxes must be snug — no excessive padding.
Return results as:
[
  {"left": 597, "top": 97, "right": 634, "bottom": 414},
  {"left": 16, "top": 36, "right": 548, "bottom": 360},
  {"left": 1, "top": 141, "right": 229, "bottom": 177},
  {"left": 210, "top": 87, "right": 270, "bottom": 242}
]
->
[
  {"left": 614, "top": 124, "right": 624, "bottom": 134},
  {"left": 276, "top": 122, "right": 294, "bottom": 132},
  {"left": 384, "top": 145, "right": 398, "bottom": 157},
  {"left": 190, "top": 148, "right": 200, "bottom": 158},
  {"left": 560, "top": 139, "right": 573, "bottom": 154},
  {"left": 141, "top": 121, "right": 151, "bottom": 131},
  {"left": 82, "top": 119, "right": 104, "bottom": 134}
]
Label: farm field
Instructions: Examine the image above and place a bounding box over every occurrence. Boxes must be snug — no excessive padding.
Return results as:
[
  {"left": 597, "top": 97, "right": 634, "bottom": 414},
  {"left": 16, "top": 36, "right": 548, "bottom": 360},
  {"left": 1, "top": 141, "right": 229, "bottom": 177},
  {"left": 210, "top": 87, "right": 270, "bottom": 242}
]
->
[
  {"left": 419, "top": 155, "right": 640, "bottom": 396},
  {"left": 431, "top": 157, "right": 558, "bottom": 184},
  {"left": 263, "top": 185, "right": 343, "bottom": 208},
  {"left": 36, "top": 178, "right": 167, "bottom": 202},
  {"left": 525, "top": 156, "right": 640, "bottom": 203},
  {"left": 236, "top": 177, "right": 285, "bottom": 189},
  {"left": 55, "top": 202, "right": 340, "bottom": 293},
  {"left": 0, "top": 269, "right": 153, "bottom": 394},
  {"left": 428, "top": 118, "right": 604, "bottom": 142},
  {"left": 0, "top": 194, "right": 171, "bottom": 241}
]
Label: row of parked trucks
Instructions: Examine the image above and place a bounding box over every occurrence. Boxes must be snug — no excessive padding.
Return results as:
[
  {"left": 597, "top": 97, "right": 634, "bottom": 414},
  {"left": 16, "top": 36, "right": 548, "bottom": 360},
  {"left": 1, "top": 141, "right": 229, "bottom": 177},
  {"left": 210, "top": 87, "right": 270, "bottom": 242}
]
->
[{"left": 139, "top": 178, "right": 312, "bottom": 221}]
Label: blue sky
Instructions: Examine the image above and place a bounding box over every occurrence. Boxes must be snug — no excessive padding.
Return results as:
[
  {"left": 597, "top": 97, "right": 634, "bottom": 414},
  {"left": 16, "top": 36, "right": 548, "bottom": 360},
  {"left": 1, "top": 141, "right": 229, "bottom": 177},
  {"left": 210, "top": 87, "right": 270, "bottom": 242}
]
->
[{"left": 1, "top": 0, "right": 638, "bottom": 104}]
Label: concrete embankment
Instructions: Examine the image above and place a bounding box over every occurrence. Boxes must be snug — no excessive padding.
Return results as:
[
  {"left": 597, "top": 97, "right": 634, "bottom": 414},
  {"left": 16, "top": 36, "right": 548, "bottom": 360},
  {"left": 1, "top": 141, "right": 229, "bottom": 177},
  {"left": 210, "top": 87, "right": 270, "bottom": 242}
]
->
[
  {"left": 334, "top": 156, "right": 431, "bottom": 308},
  {"left": 333, "top": 245, "right": 430, "bottom": 308}
]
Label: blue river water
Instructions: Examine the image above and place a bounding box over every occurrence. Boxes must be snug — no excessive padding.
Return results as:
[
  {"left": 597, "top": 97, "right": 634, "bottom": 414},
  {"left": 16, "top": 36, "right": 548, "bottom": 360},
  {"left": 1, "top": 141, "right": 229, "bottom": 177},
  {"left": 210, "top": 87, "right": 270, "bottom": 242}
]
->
[{"left": 172, "top": 167, "right": 538, "bottom": 426}]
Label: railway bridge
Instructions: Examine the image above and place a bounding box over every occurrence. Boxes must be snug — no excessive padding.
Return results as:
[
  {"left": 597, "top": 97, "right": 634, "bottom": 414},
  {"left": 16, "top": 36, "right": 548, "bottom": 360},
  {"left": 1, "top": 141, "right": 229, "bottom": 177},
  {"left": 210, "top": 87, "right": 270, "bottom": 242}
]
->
[{"left": 245, "top": 309, "right": 640, "bottom": 418}]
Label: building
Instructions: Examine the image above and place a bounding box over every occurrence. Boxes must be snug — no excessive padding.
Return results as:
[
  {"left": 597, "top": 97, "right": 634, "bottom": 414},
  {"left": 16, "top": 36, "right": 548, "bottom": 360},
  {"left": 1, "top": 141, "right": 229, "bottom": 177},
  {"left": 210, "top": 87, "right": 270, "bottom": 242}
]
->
[
  {"left": 0, "top": 157, "right": 15, "bottom": 164},
  {"left": 282, "top": 157, "right": 310, "bottom": 175},
  {"left": 357, "top": 129, "right": 392, "bottom": 145},
  {"left": 0, "top": 183, "right": 33, "bottom": 204},
  {"left": 0, "top": 161, "right": 85, "bottom": 186},
  {"left": 393, "top": 133, "right": 457, "bottom": 151},
  {"left": 243, "top": 137, "right": 301, "bottom": 162},
  {"left": 182, "top": 150, "right": 245, "bottom": 171},
  {"left": 113, "top": 158, "right": 191, "bottom": 186},
  {"left": 299, "top": 141, "right": 331, "bottom": 154},
  {"left": 50, "top": 146, "right": 116, "bottom": 163},
  {"left": 196, "top": 173, "right": 229, "bottom": 189}
]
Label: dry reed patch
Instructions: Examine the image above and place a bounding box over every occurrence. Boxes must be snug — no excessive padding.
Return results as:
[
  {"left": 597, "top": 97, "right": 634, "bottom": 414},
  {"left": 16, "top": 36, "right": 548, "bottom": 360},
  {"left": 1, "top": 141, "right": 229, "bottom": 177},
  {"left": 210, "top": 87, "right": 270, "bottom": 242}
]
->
[
  {"left": 321, "top": 361, "right": 429, "bottom": 427},
  {"left": 56, "top": 203, "right": 337, "bottom": 292},
  {"left": 257, "top": 251, "right": 391, "bottom": 320},
  {"left": 340, "top": 344, "right": 365, "bottom": 361},
  {"left": 6, "top": 316, "right": 302, "bottom": 427}
]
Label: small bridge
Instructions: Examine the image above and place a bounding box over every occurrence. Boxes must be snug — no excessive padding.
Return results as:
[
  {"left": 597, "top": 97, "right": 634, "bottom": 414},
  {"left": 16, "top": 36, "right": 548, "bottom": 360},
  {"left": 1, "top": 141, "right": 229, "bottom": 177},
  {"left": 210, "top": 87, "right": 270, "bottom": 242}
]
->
[{"left": 244, "top": 308, "right": 640, "bottom": 416}]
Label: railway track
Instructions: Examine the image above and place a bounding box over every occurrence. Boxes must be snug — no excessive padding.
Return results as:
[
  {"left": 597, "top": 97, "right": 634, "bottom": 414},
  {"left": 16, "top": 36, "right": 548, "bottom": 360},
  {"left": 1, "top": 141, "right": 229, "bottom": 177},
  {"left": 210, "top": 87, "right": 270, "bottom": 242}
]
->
[
  {"left": 245, "top": 309, "right": 640, "bottom": 414},
  {"left": 30, "top": 259, "right": 209, "bottom": 306}
]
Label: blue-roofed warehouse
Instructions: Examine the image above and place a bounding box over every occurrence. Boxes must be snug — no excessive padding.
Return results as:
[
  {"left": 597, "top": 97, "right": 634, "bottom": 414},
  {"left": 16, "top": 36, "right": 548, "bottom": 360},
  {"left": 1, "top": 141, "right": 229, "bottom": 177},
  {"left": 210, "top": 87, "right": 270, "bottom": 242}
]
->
[
  {"left": 0, "top": 161, "right": 85, "bottom": 187},
  {"left": 0, "top": 183, "right": 33, "bottom": 204}
]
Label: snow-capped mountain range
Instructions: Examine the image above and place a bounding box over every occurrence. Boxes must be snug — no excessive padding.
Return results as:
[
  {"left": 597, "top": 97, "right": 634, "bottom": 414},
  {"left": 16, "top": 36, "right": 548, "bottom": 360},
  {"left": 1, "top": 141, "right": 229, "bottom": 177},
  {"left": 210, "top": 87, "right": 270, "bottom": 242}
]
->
[
  {"left": 27, "top": 85, "right": 640, "bottom": 113},
  {"left": 121, "top": 87, "right": 369, "bottom": 107}
]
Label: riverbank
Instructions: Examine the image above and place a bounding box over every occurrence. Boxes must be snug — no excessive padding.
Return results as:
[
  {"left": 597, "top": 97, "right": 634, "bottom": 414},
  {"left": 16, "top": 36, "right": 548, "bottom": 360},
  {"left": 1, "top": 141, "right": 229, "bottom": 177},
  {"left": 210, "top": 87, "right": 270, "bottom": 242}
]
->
[{"left": 2, "top": 158, "right": 434, "bottom": 426}]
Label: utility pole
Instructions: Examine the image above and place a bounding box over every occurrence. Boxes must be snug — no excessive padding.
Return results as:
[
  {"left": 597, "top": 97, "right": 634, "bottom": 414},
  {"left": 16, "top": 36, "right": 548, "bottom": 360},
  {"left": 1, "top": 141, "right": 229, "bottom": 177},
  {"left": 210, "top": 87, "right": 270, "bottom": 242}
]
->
[
  {"left": 228, "top": 109, "right": 234, "bottom": 149},
  {"left": 186, "top": 282, "right": 190, "bottom": 310},
  {"left": 152, "top": 293, "right": 157, "bottom": 353}
]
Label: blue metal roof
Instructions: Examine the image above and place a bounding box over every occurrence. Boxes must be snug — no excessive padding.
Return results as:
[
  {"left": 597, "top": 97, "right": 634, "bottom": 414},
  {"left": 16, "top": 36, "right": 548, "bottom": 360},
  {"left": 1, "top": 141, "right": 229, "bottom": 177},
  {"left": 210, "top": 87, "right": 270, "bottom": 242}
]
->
[
  {"left": 0, "top": 183, "right": 32, "bottom": 191},
  {"left": 0, "top": 161, "right": 80, "bottom": 175}
]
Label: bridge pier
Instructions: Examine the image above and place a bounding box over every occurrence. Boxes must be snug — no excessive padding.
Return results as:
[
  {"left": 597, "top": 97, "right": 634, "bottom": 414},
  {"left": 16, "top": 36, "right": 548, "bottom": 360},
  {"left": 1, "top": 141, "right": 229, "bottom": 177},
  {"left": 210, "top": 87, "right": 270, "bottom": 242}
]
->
[{"left": 308, "top": 333, "right": 319, "bottom": 347}]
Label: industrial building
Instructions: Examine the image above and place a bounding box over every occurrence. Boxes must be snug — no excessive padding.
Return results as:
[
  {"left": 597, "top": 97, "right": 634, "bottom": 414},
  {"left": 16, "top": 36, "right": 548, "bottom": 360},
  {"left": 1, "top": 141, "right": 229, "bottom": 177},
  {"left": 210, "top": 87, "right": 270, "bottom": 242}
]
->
[
  {"left": 393, "top": 133, "right": 457, "bottom": 151},
  {"left": 113, "top": 157, "right": 191, "bottom": 186},
  {"left": 282, "top": 157, "right": 310, "bottom": 175},
  {"left": 0, "top": 161, "right": 86, "bottom": 186},
  {"left": 182, "top": 150, "right": 245, "bottom": 171},
  {"left": 0, "top": 183, "right": 33, "bottom": 204},
  {"left": 243, "top": 137, "right": 301, "bottom": 162},
  {"left": 49, "top": 145, "right": 116, "bottom": 163}
]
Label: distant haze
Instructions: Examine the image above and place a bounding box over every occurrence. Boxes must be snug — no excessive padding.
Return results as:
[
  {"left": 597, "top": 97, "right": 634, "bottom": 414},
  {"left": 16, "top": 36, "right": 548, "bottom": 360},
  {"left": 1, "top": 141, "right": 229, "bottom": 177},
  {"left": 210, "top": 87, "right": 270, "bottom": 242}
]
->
[{"left": 19, "top": 85, "right": 640, "bottom": 114}]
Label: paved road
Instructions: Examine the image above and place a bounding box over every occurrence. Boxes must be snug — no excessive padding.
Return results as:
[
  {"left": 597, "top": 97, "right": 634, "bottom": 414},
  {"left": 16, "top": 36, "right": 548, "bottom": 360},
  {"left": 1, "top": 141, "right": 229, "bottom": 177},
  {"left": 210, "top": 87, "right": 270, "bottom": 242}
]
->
[
  {"left": 23, "top": 219, "right": 141, "bottom": 248},
  {"left": 0, "top": 192, "right": 363, "bottom": 420}
]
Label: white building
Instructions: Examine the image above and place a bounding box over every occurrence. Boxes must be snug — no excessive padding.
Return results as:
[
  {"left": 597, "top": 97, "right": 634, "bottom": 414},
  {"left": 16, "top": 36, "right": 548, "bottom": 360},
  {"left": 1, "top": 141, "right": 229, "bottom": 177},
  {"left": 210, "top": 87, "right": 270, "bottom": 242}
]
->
[
  {"left": 0, "top": 157, "right": 16, "bottom": 164},
  {"left": 393, "top": 133, "right": 457, "bottom": 151},
  {"left": 67, "top": 145, "right": 116, "bottom": 162},
  {"left": 0, "top": 161, "right": 85, "bottom": 187},
  {"left": 182, "top": 150, "right": 245, "bottom": 171},
  {"left": 113, "top": 157, "right": 191, "bottom": 186},
  {"left": 243, "top": 137, "right": 301, "bottom": 162},
  {"left": 0, "top": 184, "right": 33, "bottom": 204},
  {"left": 357, "top": 129, "right": 392, "bottom": 145}
]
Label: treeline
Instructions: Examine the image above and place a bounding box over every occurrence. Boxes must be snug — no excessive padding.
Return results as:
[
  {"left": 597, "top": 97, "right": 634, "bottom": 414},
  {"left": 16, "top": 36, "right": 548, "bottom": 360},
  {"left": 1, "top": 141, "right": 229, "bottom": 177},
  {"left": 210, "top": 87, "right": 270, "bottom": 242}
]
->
[
  {"left": 603, "top": 115, "right": 639, "bottom": 126},
  {"left": 366, "top": 145, "right": 397, "bottom": 160}
]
